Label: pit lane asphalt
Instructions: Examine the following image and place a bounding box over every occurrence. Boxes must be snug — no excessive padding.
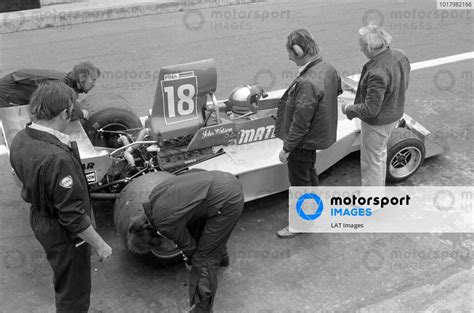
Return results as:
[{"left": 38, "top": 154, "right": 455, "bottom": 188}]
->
[{"left": 0, "top": 0, "right": 472, "bottom": 311}]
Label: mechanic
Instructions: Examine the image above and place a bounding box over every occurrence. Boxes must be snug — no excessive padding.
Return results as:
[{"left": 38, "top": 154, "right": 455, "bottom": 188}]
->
[
  {"left": 342, "top": 24, "right": 410, "bottom": 186},
  {"left": 9, "top": 81, "right": 112, "bottom": 313},
  {"left": 274, "top": 28, "right": 342, "bottom": 238},
  {"left": 0, "top": 61, "right": 100, "bottom": 120},
  {"left": 127, "top": 170, "right": 244, "bottom": 313}
]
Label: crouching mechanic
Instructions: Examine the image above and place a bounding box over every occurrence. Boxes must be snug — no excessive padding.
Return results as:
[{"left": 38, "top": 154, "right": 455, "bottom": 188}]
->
[
  {"left": 127, "top": 170, "right": 244, "bottom": 313},
  {"left": 10, "top": 81, "right": 112, "bottom": 313}
]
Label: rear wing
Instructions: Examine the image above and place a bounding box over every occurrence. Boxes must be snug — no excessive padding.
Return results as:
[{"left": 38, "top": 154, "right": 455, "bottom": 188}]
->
[{"left": 149, "top": 59, "right": 218, "bottom": 140}]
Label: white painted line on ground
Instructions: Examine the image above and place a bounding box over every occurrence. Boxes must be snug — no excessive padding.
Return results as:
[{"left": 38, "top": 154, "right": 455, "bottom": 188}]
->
[
  {"left": 347, "top": 51, "right": 474, "bottom": 82},
  {"left": 1, "top": 52, "right": 473, "bottom": 156},
  {"left": 411, "top": 52, "right": 474, "bottom": 71},
  {"left": 0, "top": 145, "right": 8, "bottom": 156}
]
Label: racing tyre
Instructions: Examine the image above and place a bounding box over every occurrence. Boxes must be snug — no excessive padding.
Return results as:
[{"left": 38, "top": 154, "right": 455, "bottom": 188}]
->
[
  {"left": 386, "top": 127, "right": 425, "bottom": 183},
  {"left": 83, "top": 108, "right": 142, "bottom": 148},
  {"left": 113, "top": 171, "right": 183, "bottom": 265},
  {"left": 78, "top": 92, "right": 135, "bottom": 116}
]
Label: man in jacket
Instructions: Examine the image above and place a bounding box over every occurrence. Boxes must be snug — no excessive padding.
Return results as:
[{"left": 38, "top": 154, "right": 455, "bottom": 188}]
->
[
  {"left": 9, "top": 81, "right": 112, "bottom": 313},
  {"left": 275, "top": 28, "right": 342, "bottom": 238},
  {"left": 0, "top": 61, "right": 100, "bottom": 119},
  {"left": 127, "top": 170, "right": 244, "bottom": 313},
  {"left": 342, "top": 24, "right": 410, "bottom": 186}
]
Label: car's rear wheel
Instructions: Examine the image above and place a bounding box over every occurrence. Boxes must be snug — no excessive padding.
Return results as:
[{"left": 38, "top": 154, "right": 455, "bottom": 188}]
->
[
  {"left": 78, "top": 92, "right": 135, "bottom": 116},
  {"left": 113, "top": 171, "right": 183, "bottom": 265},
  {"left": 83, "top": 108, "right": 142, "bottom": 148},
  {"left": 386, "top": 128, "right": 425, "bottom": 182}
]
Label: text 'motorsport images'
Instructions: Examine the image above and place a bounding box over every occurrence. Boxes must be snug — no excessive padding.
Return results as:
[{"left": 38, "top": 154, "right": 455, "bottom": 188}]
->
[{"left": 0, "top": 0, "right": 472, "bottom": 312}]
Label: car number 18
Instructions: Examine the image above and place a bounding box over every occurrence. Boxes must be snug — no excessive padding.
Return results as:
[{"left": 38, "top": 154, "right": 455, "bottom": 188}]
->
[{"left": 161, "top": 76, "right": 199, "bottom": 125}]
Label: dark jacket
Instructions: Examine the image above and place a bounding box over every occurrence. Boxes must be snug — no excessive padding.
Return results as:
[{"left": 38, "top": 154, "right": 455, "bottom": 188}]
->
[
  {"left": 143, "top": 170, "right": 242, "bottom": 257},
  {"left": 0, "top": 69, "right": 85, "bottom": 119},
  {"left": 10, "top": 124, "right": 91, "bottom": 239},
  {"left": 346, "top": 47, "right": 410, "bottom": 125},
  {"left": 275, "top": 57, "right": 342, "bottom": 152}
]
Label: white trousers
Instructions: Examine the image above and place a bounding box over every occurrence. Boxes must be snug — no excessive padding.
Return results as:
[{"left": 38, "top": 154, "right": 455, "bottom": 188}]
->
[{"left": 360, "top": 120, "right": 398, "bottom": 186}]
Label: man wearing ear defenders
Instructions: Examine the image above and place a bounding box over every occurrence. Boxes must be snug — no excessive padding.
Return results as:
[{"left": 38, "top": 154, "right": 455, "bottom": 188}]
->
[
  {"left": 0, "top": 61, "right": 100, "bottom": 120},
  {"left": 275, "top": 28, "right": 342, "bottom": 238},
  {"left": 342, "top": 25, "right": 410, "bottom": 186},
  {"left": 9, "top": 81, "right": 112, "bottom": 313},
  {"left": 127, "top": 170, "right": 244, "bottom": 313}
]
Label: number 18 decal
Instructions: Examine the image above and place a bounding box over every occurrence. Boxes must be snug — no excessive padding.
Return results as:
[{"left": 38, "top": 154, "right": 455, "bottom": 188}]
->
[{"left": 161, "top": 74, "right": 199, "bottom": 125}]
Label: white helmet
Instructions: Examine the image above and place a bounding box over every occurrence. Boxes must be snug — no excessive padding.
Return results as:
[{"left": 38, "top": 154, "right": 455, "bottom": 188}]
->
[{"left": 228, "top": 84, "right": 266, "bottom": 114}]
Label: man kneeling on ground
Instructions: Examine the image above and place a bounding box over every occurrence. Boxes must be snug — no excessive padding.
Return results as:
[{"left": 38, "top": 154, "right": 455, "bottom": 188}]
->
[{"left": 127, "top": 170, "right": 244, "bottom": 313}]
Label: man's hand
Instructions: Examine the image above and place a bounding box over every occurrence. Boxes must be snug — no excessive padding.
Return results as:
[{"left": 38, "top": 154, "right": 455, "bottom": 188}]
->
[
  {"left": 96, "top": 242, "right": 112, "bottom": 262},
  {"left": 182, "top": 252, "right": 193, "bottom": 271},
  {"left": 77, "top": 225, "right": 112, "bottom": 262},
  {"left": 81, "top": 109, "right": 89, "bottom": 120},
  {"left": 279, "top": 149, "right": 290, "bottom": 163},
  {"left": 341, "top": 102, "right": 347, "bottom": 114},
  {"left": 184, "top": 260, "right": 192, "bottom": 271}
]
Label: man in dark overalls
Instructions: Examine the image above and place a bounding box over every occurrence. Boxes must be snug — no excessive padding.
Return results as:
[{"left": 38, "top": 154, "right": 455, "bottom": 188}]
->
[
  {"left": 127, "top": 170, "right": 244, "bottom": 313},
  {"left": 9, "top": 81, "right": 112, "bottom": 312},
  {"left": 0, "top": 61, "right": 100, "bottom": 119}
]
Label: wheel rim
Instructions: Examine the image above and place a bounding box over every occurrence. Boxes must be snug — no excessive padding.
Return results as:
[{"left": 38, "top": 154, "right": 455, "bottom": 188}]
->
[
  {"left": 389, "top": 146, "right": 423, "bottom": 179},
  {"left": 94, "top": 122, "right": 128, "bottom": 148},
  {"left": 150, "top": 238, "right": 181, "bottom": 259}
]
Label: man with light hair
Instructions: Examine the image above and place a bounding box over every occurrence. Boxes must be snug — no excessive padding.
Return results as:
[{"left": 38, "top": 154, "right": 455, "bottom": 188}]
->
[
  {"left": 0, "top": 61, "right": 100, "bottom": 119},
  {"left": 342, "top": 24, "right": 410, "bottom": 185}
]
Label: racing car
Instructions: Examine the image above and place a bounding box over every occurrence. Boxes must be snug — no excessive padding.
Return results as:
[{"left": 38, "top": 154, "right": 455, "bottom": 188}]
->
[{"left": 0, "top": 59, "right": 443, "bottom": 263}]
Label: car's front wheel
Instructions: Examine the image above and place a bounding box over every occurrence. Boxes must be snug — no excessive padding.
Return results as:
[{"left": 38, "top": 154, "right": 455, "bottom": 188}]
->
[{"left": 113, "top": 171, "right": 183, "bottom": 265}]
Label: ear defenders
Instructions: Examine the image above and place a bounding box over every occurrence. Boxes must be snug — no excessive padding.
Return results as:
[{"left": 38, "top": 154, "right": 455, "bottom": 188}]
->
[
  {"left": 292, "top": 44, "right": 305, "bottom": 58},
  {"left": 63, "top": 106, "right": 73, "bottom": 120}
]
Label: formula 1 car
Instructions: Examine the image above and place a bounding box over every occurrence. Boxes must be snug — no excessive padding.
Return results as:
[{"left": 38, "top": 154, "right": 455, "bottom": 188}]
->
[{"left": 0, "top": 59, "right": 443, "bottom": 263}]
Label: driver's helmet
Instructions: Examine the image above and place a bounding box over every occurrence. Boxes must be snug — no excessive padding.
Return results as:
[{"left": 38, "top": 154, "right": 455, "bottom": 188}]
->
[{"left": 228, "top": 85, "right": 263, "bottom": 114}]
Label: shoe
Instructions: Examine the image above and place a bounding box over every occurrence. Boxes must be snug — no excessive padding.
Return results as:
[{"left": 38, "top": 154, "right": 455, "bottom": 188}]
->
[
  {"left": 219, "top": 253, "right": 229, "bottom": 267},
  {"left": 276, "top": 226, "right": 299, "bottom": 239}
]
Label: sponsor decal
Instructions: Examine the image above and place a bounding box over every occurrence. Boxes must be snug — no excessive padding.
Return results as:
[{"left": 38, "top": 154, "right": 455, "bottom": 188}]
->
[
  {"left": 59, "top": 175, "right": 73, "bottom": 189},
  {"left": 81, "top": 162, "right": 95, "bottom": 170},
  {"left": 238, "top": 125, "right": 275, "bottom": 144},
  {"left": 85, "top": 171, "right": 97, "bottom": 184},
  {"left": 201, "top": 126, "right": 234, "bottom": 140}
]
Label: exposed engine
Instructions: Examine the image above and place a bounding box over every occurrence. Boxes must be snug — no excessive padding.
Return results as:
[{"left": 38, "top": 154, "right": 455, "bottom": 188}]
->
[{"left": 89, "top": 127, "right": 222, "bottom": 195}]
